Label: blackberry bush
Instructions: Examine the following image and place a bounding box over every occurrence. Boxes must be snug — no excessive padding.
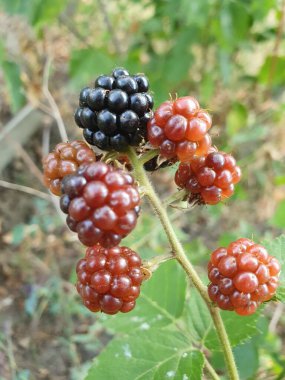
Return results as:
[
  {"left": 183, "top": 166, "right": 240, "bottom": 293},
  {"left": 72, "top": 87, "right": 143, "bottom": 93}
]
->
[
  {"left": 40, "top": 66, "right": 283, "bottom": 380},
  {"left": 147, "top": 96, "right": 212, "bottom": 161},
  {"left": 208, "top": 238, "right": 281, "bottom": 315},
  {"left": 43, "top": 140, "right": 96, "bottom": 196},
  {"left": 74, "top": 67, "right": 154, "bottom": 152},
  {"left": 60, "top": 161, "right": 140, "bottom": 248},
  {"left": 76, "top": 244, "right": 144, "bottom": 314},
  {"left": 174, "top": 150, "right": 241, "bottom": 205}
]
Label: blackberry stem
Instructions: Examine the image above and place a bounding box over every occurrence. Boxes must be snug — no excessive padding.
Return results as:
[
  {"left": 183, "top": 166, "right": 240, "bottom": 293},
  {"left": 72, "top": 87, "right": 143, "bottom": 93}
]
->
[
  {"left": 127, "top": 147, "right": 239, "bottom": 380},
  {"left": 138, "top": 148, "right": 160, "bottom": 165}
]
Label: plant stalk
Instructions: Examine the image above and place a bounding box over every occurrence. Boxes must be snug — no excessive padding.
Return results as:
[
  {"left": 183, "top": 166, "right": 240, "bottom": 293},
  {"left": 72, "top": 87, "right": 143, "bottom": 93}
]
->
[{"left": 127, "top": 147, "right": 239, "bottom": 380}]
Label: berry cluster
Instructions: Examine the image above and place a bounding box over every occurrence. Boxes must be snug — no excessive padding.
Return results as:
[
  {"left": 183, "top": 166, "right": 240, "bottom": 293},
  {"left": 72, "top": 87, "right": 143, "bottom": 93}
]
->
[
  {"left": 43, "top": 140, "right": 96, "bottom": 196},
  {"left": 174, "top": 150, "right": 241, "bottom": 205},
  {"left": 207, "top": 238, "right": 280, "bottom": 315},
  {"left": 74, "top": 67, "right": 154, "bottom": 152},
  {"left": 60, "top": 162, "right": 140, "bottom": 248},
  {"left": 40, "top": 67, "right": 281, "bottom": 319},
  {"left": 147, "top": 97, "right": 212, "bottom": 162},
  {"left": 76, "top": 244, "right": 143, "bottom": 314}
]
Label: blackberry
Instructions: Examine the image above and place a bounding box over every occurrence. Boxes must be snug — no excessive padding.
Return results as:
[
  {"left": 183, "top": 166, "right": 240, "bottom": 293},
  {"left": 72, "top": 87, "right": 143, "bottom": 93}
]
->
[
  {"left": 174, "top": 149, "right": 241, "bottom": 205},
  {"left": 207, "top": 239, "right": 281, "bottom": 315},
  {"left": 75, "top": 67, "right": 154, "bottom": 152},
  {"left": 42, "top": 140, "right": 96, "bottom": 196},
  {"left": 60, "top": 162, "right": 140, "bottom": 248},
  {"left": 147, "top": 97, "right": 212, "bottom": 162},
  {"left": 76, "top": 244, "right": 144, "bottom": 314}
]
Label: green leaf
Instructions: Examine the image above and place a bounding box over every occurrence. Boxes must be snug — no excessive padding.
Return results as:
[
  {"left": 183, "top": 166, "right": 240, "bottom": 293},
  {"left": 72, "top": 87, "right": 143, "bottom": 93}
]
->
[
  {"left": 200, "top": 73, "right": 215, "bottom": 103},
  {"left": 30, "top": 0, "right": 68, "bottom": 28},
  {"left": 250, "top": 0, "right": 276, "bottom": 19},
  {"left": 230, "top": 124, "right": 268, "bottom": 145},
  {"left": 11, "top": 223, "right": 26, "bottom": 245},
  {"left": 2, "top": 61, "right": 26, "bottom": 112},
  {"left": 210, "top": 311, "right": 260, "bottom": 350},
  {"left": 15, "top": 370, "right": 31, "bottom": 380},
  {"left": 259, "top": 56, "right": 285, "bottom": 86},
  {"left": 69, "top": 49, "right": 113, "bottom": 88},
  {"left": 163, "top": 30, "right": 194, "bottom": 85},
  {"left": 226, "top": 103, "right": 248, "bottom": 136},
  {"left": 218, "top": 232, "right": 240, "bottom": 247},
  {"left": 233, "top": 341, "right": 259, "bottom": 379},
  {"left": 0, "top": 0, "right": 32, "bottom": 16},
  {"left": 270, "top": 201, "right": 285, "bottom": 229},
  {"left": 122, "top": 213, "right": 167, "bottom": 258},
  {"left": 214, "top": 2, "right": 251, "bottom": 51},
  {"left": 185, "top": 289, "right": 260, "bottom": 350},
  {"left": 274, "top": 175, "right": 285, "bottom": 186},
  {"left": 85, "top": 330, "right": 204, "bottom": 380},
  {"left": 101, "top": 260, "right": 187, "bottom": 333},
  {"left": 262, "top": 235, "right": 285, "bottom": 302}
]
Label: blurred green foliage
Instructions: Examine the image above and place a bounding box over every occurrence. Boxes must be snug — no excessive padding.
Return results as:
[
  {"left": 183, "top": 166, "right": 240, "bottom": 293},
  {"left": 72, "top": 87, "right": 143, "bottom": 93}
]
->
[{"left": 0, "top": 0, "right": 285, "bottom": 379}]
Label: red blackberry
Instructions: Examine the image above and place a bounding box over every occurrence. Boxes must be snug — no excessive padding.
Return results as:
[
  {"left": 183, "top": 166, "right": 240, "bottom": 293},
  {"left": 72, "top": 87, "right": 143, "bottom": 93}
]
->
[
  {"left": 43, "top": 140, "right": 96, "bottom": 196},
  {"left": 207, "top": 238, "right": 281, "bottom": 316},
  {"left": 174, "top": 149, "right": 241, "bottom": 205},
  {"left": 147, "top": 97, "right": 212, "bottom": 162},
  {"left": 75, "top": 67, "right": 154, "bottom": 152},
  {"left": 60, "top": 162, "right": 140, "bottom": 248},
  {"left": 76, "top": 244, "right": 144, "bottom": 314}
]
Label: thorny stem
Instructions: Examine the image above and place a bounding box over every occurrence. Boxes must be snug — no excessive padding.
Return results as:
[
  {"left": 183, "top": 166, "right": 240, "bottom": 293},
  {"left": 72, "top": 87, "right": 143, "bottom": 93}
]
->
[{"left": 127, "top": 147, "right": 239, "bottom": 380}]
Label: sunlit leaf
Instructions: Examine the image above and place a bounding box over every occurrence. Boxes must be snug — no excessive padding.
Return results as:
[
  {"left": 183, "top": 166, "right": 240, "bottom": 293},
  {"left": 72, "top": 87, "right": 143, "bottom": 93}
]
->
[
  {"left": 101, "top": 260, "right": 186, "bottom": 334},
  {"left": 85, "top": 330, "right": 204, "bottom": 380}
]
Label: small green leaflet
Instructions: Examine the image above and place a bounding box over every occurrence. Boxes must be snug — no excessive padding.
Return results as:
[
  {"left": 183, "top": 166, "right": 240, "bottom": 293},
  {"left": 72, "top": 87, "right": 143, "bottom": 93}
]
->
[{"left": 69, "top": 49, "right": 113, "bottom": 88}]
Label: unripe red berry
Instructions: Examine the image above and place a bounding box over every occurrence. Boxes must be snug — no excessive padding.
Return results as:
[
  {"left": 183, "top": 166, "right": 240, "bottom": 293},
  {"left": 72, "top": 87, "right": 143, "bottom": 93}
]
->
[
  {"left": 175, "top": 149, "right": 241, "bottom": 206},
  {"left": 147, "top": 96, "right": 212, "bottom": 162},
  {"left": 207, "top": 239, "right": 281, "bottom": 316},
  {"left": 60, "top": 162, "right": 140, "bottom": 248},
  {"left": 76, "top": 244, "right": 144, "bottom": 314},
  {"left": 43, "top": 140, "right": 96, "bottom": 196}
]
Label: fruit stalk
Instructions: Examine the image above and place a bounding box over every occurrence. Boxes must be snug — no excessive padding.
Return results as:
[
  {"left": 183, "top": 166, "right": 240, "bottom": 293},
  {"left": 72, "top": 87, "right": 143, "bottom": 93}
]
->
[{"left": 127, "top": 147, "right": 239, "bottom": 380}]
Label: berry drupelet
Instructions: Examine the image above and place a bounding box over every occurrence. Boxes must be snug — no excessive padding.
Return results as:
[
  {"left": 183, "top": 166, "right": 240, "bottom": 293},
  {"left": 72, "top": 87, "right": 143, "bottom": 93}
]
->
[
  {"left": 76, "top": 244, "right": 144, "bottom": 314},
  {"left": 174, "top": 150, "right": 241, "bottom": 205},
  {"left": 74, "top": 67, "right": 154, "bottom": 152},
  {"left": 207, "top": 238, "right": 280, "bottom": 316},
  {"left": 43, "top": 140, "right": 96, "bottom": 196},
  {"left": 60, "top": 162, "right": 140, "bottom": 248},
  {"left": 147, "top": 96, "right": 212, "bottom": 162}
]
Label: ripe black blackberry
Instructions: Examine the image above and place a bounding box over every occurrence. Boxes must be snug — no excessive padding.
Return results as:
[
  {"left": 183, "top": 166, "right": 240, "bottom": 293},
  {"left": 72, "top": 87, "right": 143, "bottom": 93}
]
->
[{"left": 75, "top": 67, "right": 154, "bottom": 152}]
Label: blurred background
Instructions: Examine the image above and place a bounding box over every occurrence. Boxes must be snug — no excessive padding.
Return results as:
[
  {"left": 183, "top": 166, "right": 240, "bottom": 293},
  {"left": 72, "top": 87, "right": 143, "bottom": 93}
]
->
[{"left": 0, "top": 0, "right": 284, "bottom": 379}]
